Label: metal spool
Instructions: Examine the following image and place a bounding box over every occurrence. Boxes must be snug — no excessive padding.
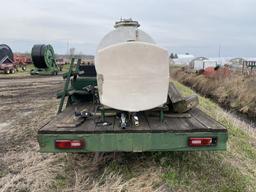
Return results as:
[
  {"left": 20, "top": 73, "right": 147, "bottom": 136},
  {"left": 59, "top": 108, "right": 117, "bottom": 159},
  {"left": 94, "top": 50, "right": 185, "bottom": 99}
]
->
[
  {"left": 31, "top": 44, "right": 55, "bottom": 68},
  {"left": 0, "top": 44, "right": 14, "bottom": 63}
]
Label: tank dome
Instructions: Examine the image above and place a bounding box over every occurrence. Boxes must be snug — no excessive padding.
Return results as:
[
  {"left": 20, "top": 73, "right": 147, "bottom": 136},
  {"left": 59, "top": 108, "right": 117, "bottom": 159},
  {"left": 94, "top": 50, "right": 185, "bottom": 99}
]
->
[{"left": 97, "top": 19, "right": 155, "bottom": 50}]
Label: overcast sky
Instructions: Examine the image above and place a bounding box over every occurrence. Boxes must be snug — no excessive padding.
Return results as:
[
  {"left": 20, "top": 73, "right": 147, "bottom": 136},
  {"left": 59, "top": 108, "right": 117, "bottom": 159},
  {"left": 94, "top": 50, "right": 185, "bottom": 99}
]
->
[{"left": 1, "top": 0, "right": 256, "bottom": 57}]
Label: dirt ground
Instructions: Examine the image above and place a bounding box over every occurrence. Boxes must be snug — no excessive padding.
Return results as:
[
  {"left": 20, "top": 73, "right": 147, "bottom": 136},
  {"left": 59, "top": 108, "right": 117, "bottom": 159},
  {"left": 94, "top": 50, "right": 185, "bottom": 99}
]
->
[
  {"left": 0, "top": 76, "right": 65, "bottom": 191},
  {"left": 0, "top": 76, "right": 166, "bottom": 192}
]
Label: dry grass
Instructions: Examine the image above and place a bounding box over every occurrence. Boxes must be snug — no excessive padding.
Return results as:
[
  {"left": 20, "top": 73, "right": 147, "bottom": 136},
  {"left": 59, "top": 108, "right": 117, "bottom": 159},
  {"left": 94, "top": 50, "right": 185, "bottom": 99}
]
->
[
  {"left": 172, "top": 69, "right": 256, "bottom": 118},
  {"left": 1, "top": 76, "right": 256, "bottom": 192},
  {"left": 172, "top": 81, "right": 256, "bottom": 191},
  {"left": 0, "top": 100, "right": 65, "bottom": 192},
  {"left": 0, "top": 152, "right": 65, "bottom": 192},
  {"left": 56, "top": 153, "right": 166, "bottom": 192}
]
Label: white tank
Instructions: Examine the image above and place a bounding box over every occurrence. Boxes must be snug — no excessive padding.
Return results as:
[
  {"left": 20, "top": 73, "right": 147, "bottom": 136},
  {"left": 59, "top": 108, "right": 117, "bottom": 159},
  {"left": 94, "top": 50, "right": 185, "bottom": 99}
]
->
[{"left": 95, "top": 19, "right": 169, "bottom": 112}]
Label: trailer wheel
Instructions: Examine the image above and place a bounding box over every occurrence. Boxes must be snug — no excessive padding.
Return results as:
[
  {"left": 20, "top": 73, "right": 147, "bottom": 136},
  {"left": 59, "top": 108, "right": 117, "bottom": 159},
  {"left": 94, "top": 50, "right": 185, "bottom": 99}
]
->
[
  {"left": 5, "top": 69, "right": 10, "bottom": 74},
  {"left": 10, "top": 69, "right": 15, "bottom": 74},
  {"left": 22, "top": 66, "right": 26, "bottom": 71}
]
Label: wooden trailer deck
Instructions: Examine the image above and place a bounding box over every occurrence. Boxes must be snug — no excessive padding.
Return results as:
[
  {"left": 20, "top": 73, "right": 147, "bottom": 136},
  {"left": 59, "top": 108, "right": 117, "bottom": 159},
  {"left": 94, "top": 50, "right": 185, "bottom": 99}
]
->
[
  {"left": 39, "top": 102, "right": 226, "bottom": 134},
  {"left": 38, "top": 102, "right": 227, "bottom": 152}
]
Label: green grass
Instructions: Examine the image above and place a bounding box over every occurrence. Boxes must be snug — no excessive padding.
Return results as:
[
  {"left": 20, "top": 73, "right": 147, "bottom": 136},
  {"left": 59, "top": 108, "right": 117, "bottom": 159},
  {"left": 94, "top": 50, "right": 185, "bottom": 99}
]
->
[
  {"left": 0, "top": 63, "right": 71, "bottom": 78},
  {"left": 60, "top": 63, "right": 71, "bottom": 73}
]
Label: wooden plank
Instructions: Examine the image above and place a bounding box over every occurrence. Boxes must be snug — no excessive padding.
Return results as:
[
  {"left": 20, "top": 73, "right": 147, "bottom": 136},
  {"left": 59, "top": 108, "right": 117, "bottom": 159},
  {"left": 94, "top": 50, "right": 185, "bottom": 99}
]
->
[
  {"left": 147, "top": 112, "right": 191, "bottom": 118},
  {"left": 190, "top": 108, "right": 226, "bottom": 130},
  {"left": 94, "top": 116, "right": 115, "bottom": 132},
  {"left": 39, "top": 103, "right": 227, "bottom": 134},
  {"left": 165, "top": 116, "right": 190, "bottom": 131},
  {"left": 41, "top": 102, "right": 93, "bottom": 131},
  {"left": 147, "top": 116, "right": 168, "bottom": 131}
]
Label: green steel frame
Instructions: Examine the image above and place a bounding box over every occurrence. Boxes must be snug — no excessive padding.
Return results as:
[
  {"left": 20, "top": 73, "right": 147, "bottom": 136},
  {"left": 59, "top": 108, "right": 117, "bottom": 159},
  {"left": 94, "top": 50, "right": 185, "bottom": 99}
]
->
[
  {"left": 30, "top": 67, "right": 59, "bottom": 75},
  {"left": 38, "top": 131, "right": 227, "bottom": 153}
]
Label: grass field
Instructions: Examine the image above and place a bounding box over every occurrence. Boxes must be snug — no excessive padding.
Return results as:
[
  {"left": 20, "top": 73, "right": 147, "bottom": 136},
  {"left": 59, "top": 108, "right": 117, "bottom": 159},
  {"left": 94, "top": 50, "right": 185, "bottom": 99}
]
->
[{"left": 0, "top": 78, "right": 255, "bottom": 192}]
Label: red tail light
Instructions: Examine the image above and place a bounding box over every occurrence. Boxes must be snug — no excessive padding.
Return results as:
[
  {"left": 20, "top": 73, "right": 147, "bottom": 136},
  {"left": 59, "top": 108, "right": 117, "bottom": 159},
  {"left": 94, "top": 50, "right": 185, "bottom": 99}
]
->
[
  {"left": 188, "top": 137, "right": 217, "bottom": 147},
  {"left": 55, "top": 140, "right": 84, "bottom": 149}
]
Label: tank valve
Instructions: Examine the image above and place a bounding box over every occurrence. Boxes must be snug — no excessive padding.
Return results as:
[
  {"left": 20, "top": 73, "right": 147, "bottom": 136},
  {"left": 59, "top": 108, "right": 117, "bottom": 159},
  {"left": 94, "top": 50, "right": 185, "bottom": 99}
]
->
[
  {"left": 132, "top": 113, "right": 139, "bottom": 126},
  {"left": 120, "top": 113, "right": 127, "bottom": 129}
]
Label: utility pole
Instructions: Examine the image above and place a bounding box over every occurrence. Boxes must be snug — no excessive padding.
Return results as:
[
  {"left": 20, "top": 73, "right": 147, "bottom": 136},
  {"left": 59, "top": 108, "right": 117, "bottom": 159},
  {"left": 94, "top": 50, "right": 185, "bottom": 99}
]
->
[
  {"left": 218, "top": 44, "right": 221, "bottom": 65},
  {"left": 218, "top": 44, "right": 221, "bottom": 58},
  {"left": 66, "top": 41, "right": 70, "bottom": 56}
]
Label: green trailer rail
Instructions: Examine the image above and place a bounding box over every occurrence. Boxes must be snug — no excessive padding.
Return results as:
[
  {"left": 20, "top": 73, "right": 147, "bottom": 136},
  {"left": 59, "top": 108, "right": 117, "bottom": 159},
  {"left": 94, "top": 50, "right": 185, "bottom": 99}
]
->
[{"left": 38, "top": 103, "right": 227, "bottom": 152}]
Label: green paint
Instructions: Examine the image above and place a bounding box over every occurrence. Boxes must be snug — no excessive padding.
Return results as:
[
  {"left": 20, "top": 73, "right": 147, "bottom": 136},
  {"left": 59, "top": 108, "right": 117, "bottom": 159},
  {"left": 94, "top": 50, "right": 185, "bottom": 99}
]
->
[
  {"left": 58, "top": 58, "right": 76, "bottom": 113},
  {"left": 30, "top": 67, "right": 58, "bottom": 75},
  {"left": 38, "top": 131, "right": 228, "bottom": 153},
  {"left": 160, "top": 108, "right": 164, "bottom": 122},
  {"left": 71, "top": 77, "right": 97, "bottom": 90}
]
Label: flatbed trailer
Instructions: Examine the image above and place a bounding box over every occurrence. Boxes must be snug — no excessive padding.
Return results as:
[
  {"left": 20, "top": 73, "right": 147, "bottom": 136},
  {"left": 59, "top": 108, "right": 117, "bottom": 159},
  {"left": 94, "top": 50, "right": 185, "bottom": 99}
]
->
[{"left": 38, "top": 102, "right": 227, "bottom": 152}]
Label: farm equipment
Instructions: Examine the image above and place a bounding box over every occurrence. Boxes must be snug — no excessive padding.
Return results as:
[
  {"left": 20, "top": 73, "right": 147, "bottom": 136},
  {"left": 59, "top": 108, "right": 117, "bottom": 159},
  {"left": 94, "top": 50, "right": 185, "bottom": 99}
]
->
[
  {"left": 37, "top": 19, "right": 227, "bottom": 153},
  {"left": 31, "top": 44, "right": 59, "bottom": 75},
  {"left": 0, "top": 44, "right": 21, "bottom": 74},
  {"left": 56, "top": 58, "right": 68, "bottom": 71},
  {"left": 242, "top": 60, "right": 256, "bottom": 75},
  {"left": 14, "top": 54, "right": 32, "bottom": 71}
]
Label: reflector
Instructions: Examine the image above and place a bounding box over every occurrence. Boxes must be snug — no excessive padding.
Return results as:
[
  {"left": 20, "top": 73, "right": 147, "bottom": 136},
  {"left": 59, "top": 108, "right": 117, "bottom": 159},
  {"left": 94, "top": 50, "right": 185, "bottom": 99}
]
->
[
  {"left": 55, "top": 140, "right": 84, "bottom": 149},
  {"left": 188, "top": 137, "right": 216, "bottom": 147}
]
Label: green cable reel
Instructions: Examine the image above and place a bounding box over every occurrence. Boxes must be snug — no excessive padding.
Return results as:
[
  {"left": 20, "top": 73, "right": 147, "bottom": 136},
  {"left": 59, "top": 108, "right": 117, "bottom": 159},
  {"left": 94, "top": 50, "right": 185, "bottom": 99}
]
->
[
  {"left": 31, "top": 44, "right": 59, "bottom": 75},
  {"left": 31, "top": 44, "right": 57, "bottom": 69}
]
